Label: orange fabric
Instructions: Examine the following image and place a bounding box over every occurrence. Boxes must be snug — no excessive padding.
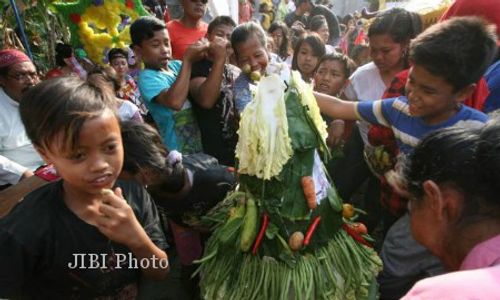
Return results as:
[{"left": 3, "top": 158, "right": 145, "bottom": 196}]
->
[{"left": 167, "top": 20, "right": 208, "bottom": 60}]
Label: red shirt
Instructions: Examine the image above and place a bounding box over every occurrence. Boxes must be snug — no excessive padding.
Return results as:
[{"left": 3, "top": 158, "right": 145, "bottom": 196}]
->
[
  {"left": 440, "top": 0, "right": 500, "bottom": 39},
  {"left": 167, "top": 20, "right": 208, "bottom": 60}
]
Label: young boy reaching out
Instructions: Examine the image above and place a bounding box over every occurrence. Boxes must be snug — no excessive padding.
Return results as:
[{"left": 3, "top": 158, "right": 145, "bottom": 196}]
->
[
  {"left": 0, "top": 77, "right": 169, "bottom": 298},
  {"left": 315, "top": 16, "right": 497, "bottom": 298}
]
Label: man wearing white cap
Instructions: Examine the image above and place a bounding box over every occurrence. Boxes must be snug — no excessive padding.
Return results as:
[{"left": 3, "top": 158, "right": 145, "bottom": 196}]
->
[{"left": 0, "top": 49, "right": 43, "bottom": 188}]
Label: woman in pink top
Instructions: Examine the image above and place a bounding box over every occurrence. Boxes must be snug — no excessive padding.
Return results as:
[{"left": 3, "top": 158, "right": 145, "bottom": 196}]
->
[{"left": 399, "top": 121, "right": 500, "bottom": 299}]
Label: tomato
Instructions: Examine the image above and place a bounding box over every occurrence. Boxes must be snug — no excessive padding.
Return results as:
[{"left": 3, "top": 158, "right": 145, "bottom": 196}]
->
[{"left": 342, "top": 203, "right": 355, "bottom": 219}]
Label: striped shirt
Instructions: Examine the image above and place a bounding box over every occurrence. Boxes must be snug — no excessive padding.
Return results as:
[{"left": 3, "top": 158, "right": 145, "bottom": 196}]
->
[{"left": 356, "top": 96, "right": 488, "bottom": 154}]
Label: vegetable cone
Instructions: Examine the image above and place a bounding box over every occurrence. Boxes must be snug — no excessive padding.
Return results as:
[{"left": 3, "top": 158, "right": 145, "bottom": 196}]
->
[{"left": 196, "top": 71, "right": 382, "bottom": 299}]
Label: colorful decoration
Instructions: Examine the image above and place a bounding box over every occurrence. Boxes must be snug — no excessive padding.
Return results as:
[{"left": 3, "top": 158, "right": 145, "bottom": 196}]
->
[{"left": 51, "top": 0, "right": 149, "bottom": 64}]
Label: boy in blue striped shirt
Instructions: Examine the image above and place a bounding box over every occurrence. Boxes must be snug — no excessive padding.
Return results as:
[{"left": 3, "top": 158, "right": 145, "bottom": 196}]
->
[{"left": 315, "top": 16, "right": 498, "bottom": 298}]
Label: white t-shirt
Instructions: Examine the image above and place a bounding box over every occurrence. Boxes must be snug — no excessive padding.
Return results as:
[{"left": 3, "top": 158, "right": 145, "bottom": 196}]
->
[
  {"left": 118, "top": 100, "right": 142, "bottom": 122},
  {"left": 0, "top": 88, "right": 44, "bottom": 185},
  {"left": 344, "top": 62, "right": 387, "bottom": 145}
]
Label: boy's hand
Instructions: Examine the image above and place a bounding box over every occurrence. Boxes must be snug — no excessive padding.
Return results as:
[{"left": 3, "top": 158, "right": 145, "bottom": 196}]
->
[
  {"left": 96, "top": 188, "right": 149, "bottom": 248},
  {"left": 209, "top": 36, "right": 228, "bottom": 62},
  {"left": 326, "top": 120, "right": 345, "bottom": 148},
  {"left": 184, "top": 39, "right": 209, "bottom": 63}
]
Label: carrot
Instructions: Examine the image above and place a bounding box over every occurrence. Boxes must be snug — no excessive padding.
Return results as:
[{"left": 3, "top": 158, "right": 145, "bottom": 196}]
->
[
  {"left": 301, "top": 176, "right": 317, "bottom": 210},
  {"left": 303, "top": 216, "right": 321, "bottom": 246},
  {"left": 252, "top": 214, "right": 269, "bottom": 255}
]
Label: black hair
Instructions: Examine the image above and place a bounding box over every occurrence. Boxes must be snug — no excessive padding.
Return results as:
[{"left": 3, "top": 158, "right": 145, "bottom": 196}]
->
[
  {"left": 410, "top": 16, "right": 498, "bottom": 91},
  {"left": 342, "top": 14, "right": 354, "bottom": 26},
  {"left": 207, "top": 16, "right": 236, "bottom": 35},
  {"left": 87, "top": 66, "right": 121, "bottom": 92},
  {"left": 108, "top": 48, "right": 129, "bottom": 64},
  {"left": 350, "top": 44, "right": 370, "bottom": 65},
  {"left": 130, "top": 16, "right": 166, "bottom": 46},
  {"left": 121, "top": 121, "right": 167, "bottom": 175},
  {"left": 231, "top": 22, "right": 267, "bottom": 57},
  {"left": 55, "top": 43, "right": 73, "bottom": 67},
  {"left": 291, "top": 33, "right": 325, "bottom": 72},
  {"left": 317, "top": 53, "right": 355, "bottom": 79},
  {"left": 19, "top": 76, "right": 116, "bottom": 153},
  {"left": 368, "top": 7, "right": 422, "bottom": 44},
  {"left": 120, "top": 121, "right": 185, "bottom": 191},
  {"left": 268, "top": 21, "right": 290, "bottom": 61},
  {"left": 309, "top": 5, "right": 341, "bottom": 44},
  {"left": 309, "top": 15, "right": 328, "bottom": 32},
  {"left": 294, "top": 0, "right": 312, "bottom": 6},
  {"left": 405, "top": 120, "right": 500, "bottom": 226}
]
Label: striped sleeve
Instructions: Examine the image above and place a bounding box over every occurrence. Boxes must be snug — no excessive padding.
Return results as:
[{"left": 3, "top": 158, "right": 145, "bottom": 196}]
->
[{"left": 356, "top": 98, "right": 394, "bottom": 127}]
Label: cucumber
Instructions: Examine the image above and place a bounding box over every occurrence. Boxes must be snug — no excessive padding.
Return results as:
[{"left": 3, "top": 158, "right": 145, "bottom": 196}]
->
[{"left": 240, "top": 198, "right": 259, "bottom": 251}]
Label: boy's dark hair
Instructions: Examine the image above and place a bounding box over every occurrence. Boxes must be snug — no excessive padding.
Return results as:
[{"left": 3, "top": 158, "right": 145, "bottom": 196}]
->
[
  {"left": 368, "top": 7, "right": 422, "bottom": 44},
  {"left": 317, "top": 53, "right": 356, "bottom": 79},
  {"left": 19, "top": 76, "right": 116, "bottom": 153},
  {"left": 108, "top": 48, "right": 129, "bottom": 63},
  {"left": 268, "top": 22, "right": 290, "bottom": 60},
  {"left": 231, "top": 22, "right": 267, "bottom": 57},
  {"left": 130, "top": 16, "right": 166, "bottom": 46},
  {"left": 55, "top": 43, "right": 73, "bottom": 67},
  {"left": 410, "top": 16, "right": 498, "bottom": 91},
  {"left": 207, "top": 16, "right": 236, "bottom": 35},
  {"left": 291, "top": 33, "right": 325, "bottom": 72},
  {"left": 294, "top": 0, "right": 312, "bottom": 7}
]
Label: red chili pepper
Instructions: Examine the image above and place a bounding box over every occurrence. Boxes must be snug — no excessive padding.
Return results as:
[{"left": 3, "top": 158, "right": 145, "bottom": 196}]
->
[
  {"left": 342, "top": 223, "right": 372, "bottom": 248},
  {"left": 303, "top": 216, "right": 321, "bottom": 246},
  {"left": 252, "top": 214, "right": 269, "bottom": 255}
]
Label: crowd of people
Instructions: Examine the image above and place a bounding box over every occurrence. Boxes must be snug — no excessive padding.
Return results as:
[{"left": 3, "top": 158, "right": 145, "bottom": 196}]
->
[{"left": 1, "top": 0, "right": 500, "bottom": 298}]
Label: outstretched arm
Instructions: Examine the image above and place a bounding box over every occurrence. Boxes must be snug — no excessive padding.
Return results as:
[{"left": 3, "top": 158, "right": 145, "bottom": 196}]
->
[{"left": 314, "top": 92, "right": 360, "bottom": 121}]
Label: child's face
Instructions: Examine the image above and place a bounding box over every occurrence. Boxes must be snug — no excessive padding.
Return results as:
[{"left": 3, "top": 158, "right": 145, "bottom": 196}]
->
[
  {"left": 208, "top": 24, "right": 234, "bottom": 44},
  {"left": 369, "top": 33, "right": 405, "bottom": 72},
  {"left": 405, "top": 64, "right": 468, "bottom": 125},
  {"left": 39, "top": 110, "right": 124, "bottom": 198},
  {"left": 235, "top": 34, "right": 269, "bottom": 74},
  {"left": 316, "top": 24, "right": 330, "bottom": 44},
  {"left": 314, "top": 60, "right": 347, "bottom": 96},
  {"left": 297, "top": 42, "right": 320, "bottom": 78},
  {"left": 136, "top": 29, "right": 172, "bottom": 69},
  {"left": 354, "top": 47, "right": 370, "bottom": 67},
  {"left": 110, "top": 57, "right": 129, "bottom": 78},
  {"left": 270, "top": 28, "right": 284, "bottom": 49}
]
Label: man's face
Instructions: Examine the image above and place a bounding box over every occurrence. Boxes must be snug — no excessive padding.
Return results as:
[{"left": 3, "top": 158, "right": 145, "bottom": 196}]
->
[
  {"left": 182, "top": 0, "right": 207, "bottom": 20},
  {"left": 0, "top": 61, "right": 39, "bottom": 102}
]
